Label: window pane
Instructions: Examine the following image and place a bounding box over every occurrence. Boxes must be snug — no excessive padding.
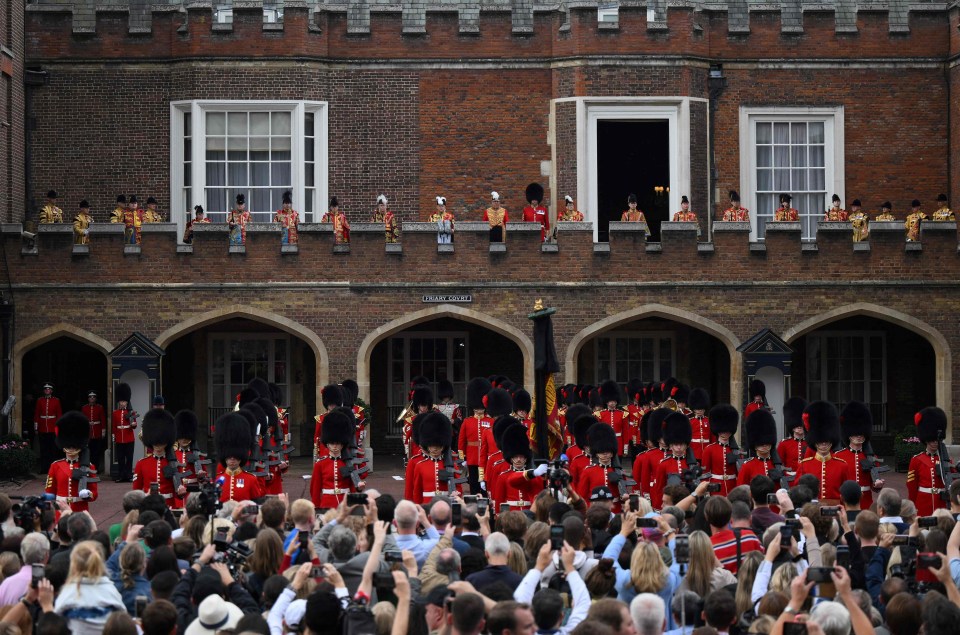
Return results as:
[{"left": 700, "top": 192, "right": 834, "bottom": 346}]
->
[
  {"left": 207, "top": 137, "right": 225, "bottom": 152},
  {"left": 757, "top": 169, "right": 772, "bottom": 190},
  {"left": 228, "top": 112, "right": 248, "bottom": 134},
  {"left": 251, "top": 162, "right": 270, "bottom": 185},
  {"left": 252, "top": 188, "right": 270, "bottom": 212},
  {"left": 597, "top": 338, "right": 610, "bottom": 360},
  {"left": 184, "top": 164, "right": 192, "bottom": 186},
  {"left": 756, "top": 122, "right": 771, "bottom": 144},
  {"left": 774, "top": 145, "right": 790, "bottom": 167},
  {"left": 791, "top": 122, "right": 806, "bottom": 144},
  {"left": 206, "top": 188, "right": 227, "bottom": 214},
  {"left": 305, "top": 139, "right": 315, "bottom": 162},
  {"left": 774, "top": 122, "right": 789, "bottom": 144},
  {"left": 272, "top": 162, "right": 291, "bottom": 186},
  {"left": 757, "top": 145, "right": 772, "bottom": 168},
  {"left": 250, "top": 112, "right": 270, "bottom": 135},
  {"left": 272, "top": 112, "right": 291, "bottom": 135},
  {"left": 206, "top": 161, "right": 225, "bottom": 185},
  {"left": 791, "top": 145, "right": 806, "bottom": 168},
  {"left": 809, "top": 122, "right": 824, "bottom": 143},
  {"left": 272, "top": 136, "right": 292, "bottom": 161},
  {"left": 184, "top": 113, "right": 192, "bottom": 136},
  {"left": 774, "top": 169, "right": 790, "bottom": 190},
  {"left": 228, "top": 162, "right": 248, "bottom": 186},
  {"left": 207, "top": 112, "right": 226, "bottom": 135},
  {"left": 305, "top": 188, "right": 314, "bottom": 216},
  {"left": 304, "top": 112, "right": 315, "bottom": 137},
  {"left": 792, "top": 169, "right": 807, "bottom": 190},
  {"left": 810, "top": 169, "right": 825, "bottom": 190},
  {"left": 305, "top": 163, "right": 315, "bottom": 187},
  {"left": 809, "top": 145, "right": 825, "bottom": 168}
]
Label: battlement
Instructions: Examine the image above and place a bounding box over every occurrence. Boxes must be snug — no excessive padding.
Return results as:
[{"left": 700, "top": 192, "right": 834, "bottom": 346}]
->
[
  {"left": 5, "top": 220, "right": 959, "bottom": 289},
  {"left": 25, "top": 0, "right": 956, "bottom": 60}
]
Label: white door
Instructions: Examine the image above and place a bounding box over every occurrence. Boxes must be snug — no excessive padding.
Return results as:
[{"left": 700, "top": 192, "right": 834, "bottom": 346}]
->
[
  {"left": 119, "top": 369, "right": 150, "bottom": 459},
  {"left": 755, "top": 367, "right": 784, "bottom": 436}
]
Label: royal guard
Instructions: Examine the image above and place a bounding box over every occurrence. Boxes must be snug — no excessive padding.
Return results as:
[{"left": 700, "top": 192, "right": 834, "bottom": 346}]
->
[
  {"left": 688, "top": 388, "right": 714, "bottom": 462},
  {"left": 111, "top": 383, "right": 138, "bottom": 483},
  {"left": 568, "top": 413, "right": 598, "bottom": 485},
  {"left": 907, "top": 407, "right": 954, "bottom": 517},
  {"left": 558, "top": 196, "right": 584, "bottom": 222},
  {"left": 314, "top": 385, "right": 343, "bottom": 461},
  {"left": 174, "top": 410, "right": 208, "bottom": 506},
  {"left": 624, "top": 379, "right": 645, "bottom": 454},
  {"left": 45, "top": 411, "right": 98, "bottom": 513},
  {"left": 497, "top": 424, "right": 545, "bottom": 511},
  {"left": 39, "top": 190, "right": 63, "bottom": 224},
  {"left": 635, "top": 408, "right": 671, "bottom": 498},
  {"left": 340, "top": 379, "right": 367, "bottom": 451},
  {"left": 133, "top": 409, "right": 186, "bottom": 506},
  {"left": 512, "top": 389, "right": 534, "bottom": 429},
  {"left": 777, "top": 397, "right": 810, "bottom": 476},
  {"left": 322, "top": 197, "right": 350, "bottom": 244},
  {"left": 258, "top": 397, "right": 289, "bottom": 496},
  {"left": 411, "top": 411, "right": 463, "bottom": 504},
  {"left": 110, "top": 195, "right": 127, "bottom": 224},
  {"left": 214, "top": 412, "right": 264, "bottom": 503},
  {"left": 484, "top": 191, "right": 508, "bottom": 243},
  {"left": 82, "top": 391, "right": 106, "bottom": 477},
  {"left": 671, "top": 384, "right": 693, "bottom": 415},
  {"left": 793, "top": 401, "right": 848, "bottom": 503},
  {"left": 123, "top": 195, "right": 145, "bottom": 245},
  {"left": 849, "top": 200, "right": 869, "bottom": 242},
  {"left": 737, "top": 409, "right": 781, "bottom": 487},
  {"left": 743, "top": 379, "right": 767, "bottom": 421},
  {"left": 403, "top": 412, "right": 429, "bottom": 502},
  {"left": 875, "top": 201, "right": 895, "bottom": 222},
  {"left": 931, "top": 193, "right": 954, "bottom": 221},
  {"left": 522, "top": 183, "right": 550, "bottom": 242},
  {"left": 721, "top": 190, "right": 749, "bottom": 222},
  {"left": 458, "top": 377, "right": 493, "bottom": 494},
  {"left": 562, "top": 403, "right": 592, "bottom": 462},
  {"left": 269, "top": 382, "right": 291, "bottom": 444},
  {"left": 73, "top": 200, "right": 93, "bottom": 245},
  {"left": 578, "top": 423, "right": 626, "bottom": 512},
  {"left": 237, "top": 404, "right": 270, "bottom": 492},
  {"left": 274, "top": 191, "right": 299, "bottom": 245},
  {"left": 403, "top": 386, "right": 434, "bottom": 462},
  {"left": 701, "top": 404, "right": 739, "bottom": 496},
  {"left": 481, "top": 415, "right": 519, "bottom": 508},
  {"left": 824, "top": 194, "right": 848, "bottom": 221},
  {"left": 597, "top": 380, "right": 629, "bottom": 457},
  {"left": 311, "top": 409, "right": 364, "bottom": 510},
  {"left": 227, "top": 193, "right": 251, "bottom": 245},
  {"left": 620, "top": 194, "right": 645, "bottom": 222},
  {"left": 34, "top": 382, "right": 63, "bottom": 474},
  {"left": 479, "top": 388, "right": 514, "bottom": 485},
  {"left": 144, "top": 196, "right": 164, "bottom": 223},
  {"left": 672, "top": 195, "right": 697, "bottom": 222},
  {"left": 650, "top": 412, "right": 693, "bottom": 510},
  {"left": 775, "top": 194, "right": 799, "bottom": 221},
  {"left": 836, "top": 401, "right": 884, "bottom": 511},
  {"left": 905, "top": 199, "right": 925, "bottom": 242}
]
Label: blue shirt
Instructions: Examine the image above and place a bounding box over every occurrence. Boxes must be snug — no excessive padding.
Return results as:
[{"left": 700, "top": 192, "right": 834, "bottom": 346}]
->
[{"left": 394, "top": 528, "right": 441, "bottom": 569}]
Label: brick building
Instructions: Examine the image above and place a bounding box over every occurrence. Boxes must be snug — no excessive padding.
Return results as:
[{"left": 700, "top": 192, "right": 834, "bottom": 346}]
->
[{"left": 4, "top": 0, "right": 960, "bottom": 466}]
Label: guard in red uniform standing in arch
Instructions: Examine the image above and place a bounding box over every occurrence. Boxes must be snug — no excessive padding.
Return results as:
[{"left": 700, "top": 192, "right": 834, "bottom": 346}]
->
[
  {"left": 793, "top": 401, "right": 848, "bottom": 503},
  {"left": 688, "top": 388, "right": 714, "bottom": 463},
  {"left": 214, "top": 412, "right": 264, "bottom": 503},
  {"left": 743, "top": 380, "right": 767, "bottom": 421},
  {"left": 34, "top": 383, "right": 63, "bottom": 474},
  {"left": 458, "top": 377, "right": 493, "bottom": 494},
  {"left": 836, "top": 401, "right": 885, "bottom": 512},
  {"left": 907, "top": 407, "right": 954, "bottom": 517},
  {"left": 702, "top": 404, "right": 740, "bottom": 496},
  {"left": 777, "top": 397, "right": 810, "bottom": 476},
  {"left": 45, "top": 411, "right": 99, "bottom": 513},
  {"left": 82, "top": 391, "right": 106, "bottom": 483},
  {"left": 311, "top": 409, "right": 364, "bottom": 510}
]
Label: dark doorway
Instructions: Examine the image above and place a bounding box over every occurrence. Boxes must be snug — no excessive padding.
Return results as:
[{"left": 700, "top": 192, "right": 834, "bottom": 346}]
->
[{"left": 597, "top": 120, "right": 670, "bottom": 241}]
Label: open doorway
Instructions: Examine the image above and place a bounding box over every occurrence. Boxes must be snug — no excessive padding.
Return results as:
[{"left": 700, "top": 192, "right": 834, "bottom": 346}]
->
[{"left": 596, "top": 120, "right": 670, "bottom": 241}]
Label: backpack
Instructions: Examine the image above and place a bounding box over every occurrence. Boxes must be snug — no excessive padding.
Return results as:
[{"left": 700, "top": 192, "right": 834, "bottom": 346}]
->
[{"left": 341, "top": 602, "right": 377, "bottom": 635}]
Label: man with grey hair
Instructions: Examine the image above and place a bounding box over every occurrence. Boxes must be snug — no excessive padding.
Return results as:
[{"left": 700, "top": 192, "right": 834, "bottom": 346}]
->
[
  {"left": 809, "top": 600, "right": 852, "bottom": 635},
  {"left": 631, "top": 593, "right": 666, "bottom": 635},
  {"left": 464, "top": 532, "right": 522, "bottom": 593},
  {"left": 876, "top": 488, "right": 907, "bottom": 532},
  {"left": 313, "top": 507, "right": 401, "bottom": 596},
  {"left": 0, "top": 532, "right": 50, "bottom": 605},
  {"left": 109, "top": 490, "right": 145, "bottom": 544},
  {"left": 393, "top": 500, "right": 440, "bottom": 569},
  {"left": 665, "top": 590, "right": 702, "bottom": 635}
]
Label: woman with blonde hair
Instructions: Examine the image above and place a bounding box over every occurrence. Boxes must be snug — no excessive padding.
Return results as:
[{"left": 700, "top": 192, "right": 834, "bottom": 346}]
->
[
  {"left": 507, "top": 542, "right": 529, "bottom": 576},
  {"left": 54, "top": 541, "right": 125, "bottom": 635},
  {"left": 677, "top": 531, "right": 736, "bottom": 598},
  {"left": 734, "top": 551, "right": 764, "bottom": 618},
  {"left": 112, "top": 542, "right": 151, "bottom": 615}
]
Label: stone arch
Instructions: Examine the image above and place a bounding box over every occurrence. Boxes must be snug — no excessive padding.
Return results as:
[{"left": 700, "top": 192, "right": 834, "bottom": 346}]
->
[
  {"left": 12, "top": 323, "right": 114, "bottom": 425},
  {"left": 355, "top": 304, "right": 536, "bottom": 402},
  {"left": 154, "top": 304, "right": 329, "bottom": 407},
  {"left": 783, "top": 302, "right": 952, "bottom": 433},
  {"left": 564, "top": 303, "right": 743, "bottom": 410}
]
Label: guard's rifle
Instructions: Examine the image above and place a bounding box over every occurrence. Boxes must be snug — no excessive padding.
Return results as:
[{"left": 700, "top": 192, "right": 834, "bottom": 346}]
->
[
  {"left": 440, "top": 447, "right": 469, "bottom": 495},
  {"left": 162, "top": 446, "right": 185, "bottom": 495},
  {"left": 609, "top": 455, "right": 637, "bottom": 493},
  {"left": 727, "top": 436, "right": 748, "bottom": 469},
  {"left": 768, "top": 447, "right": 792, "bottom": 490},
  {"left": 861, "top": 440, "right": 890, "bottom": 487},
  {"left": 249, "top": 442, "right": 269, "bottom": 480},
  {"left": 336, "top": 443, "right": 368, "bottom": 490},
  {"left": 936, "top": 429, "right": 957, "bottom": 503},
  {"left": 185, "top": 448, "right": 212, "bottom": 491},
  {"left": 71, "top": 446, "right": 101, "bottom": 499}
]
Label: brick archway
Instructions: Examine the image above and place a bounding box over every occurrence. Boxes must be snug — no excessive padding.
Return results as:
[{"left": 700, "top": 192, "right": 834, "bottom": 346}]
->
[
  {"left": 12, "top": 323, "right": 114, "bottom": 425},
  {"left": 355, "top": 304, "right": 535, "bottom": 403},
  {"left": 564, "top": 303, "right": 743, "bottom": 411},
  {"left": 783, "top": 302, "right": 952, "bottom": 436}
]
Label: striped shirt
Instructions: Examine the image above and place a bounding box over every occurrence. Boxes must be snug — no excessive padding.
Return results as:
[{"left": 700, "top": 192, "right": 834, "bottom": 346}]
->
[{"left": 710, "top": 528, "right": 764, "bottom": 574}]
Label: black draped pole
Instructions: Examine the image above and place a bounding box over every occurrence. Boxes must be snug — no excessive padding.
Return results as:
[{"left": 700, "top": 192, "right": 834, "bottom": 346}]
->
[{"left": 528, "top": 299, "right": 562, "bottom": 459}]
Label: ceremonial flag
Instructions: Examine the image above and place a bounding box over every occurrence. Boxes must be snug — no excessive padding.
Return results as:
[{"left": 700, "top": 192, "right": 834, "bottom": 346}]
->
[{"left": 528, "top": 300, "right": 563, "bottom": 459}]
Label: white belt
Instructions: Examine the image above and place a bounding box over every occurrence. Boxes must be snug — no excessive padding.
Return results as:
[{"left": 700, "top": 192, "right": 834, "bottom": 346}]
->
[
  {"left": 61, "top": 497, "right": 85, "bottom": 503},
  {"left": 506, "top": 500, "right": 532, "bottom": 507},
  {"left": 423, "top": 491, "right": 450, "bottom": 496},
  {"left": 39, "top": 416, "right": 56, "bottom": 419},
  {"left": 116, "top": 425, "right": 132, "bottom": 430},
  {"left": 159, "top": 492, "right": 173, "bottom": 499},
  {"left": 712, "top": 474, "right": 737, "bottom": 480},
  {"left": 89, "top": 421, "right": 102, "bottom": 425},
  {"left": 861, "top": 485, "right": 871, "bottom": 492},
  {"left": 918, "top": 487, "right": 941, "bottom": 494},
  {"left": 615, "top": 433, "right": 622, "bottom": 437},
  {"left": 322, "top": 488, "right": 348, "bottom": 495},
  {"left": 691, "top": 438, "right": 710, "bottom": 443}
]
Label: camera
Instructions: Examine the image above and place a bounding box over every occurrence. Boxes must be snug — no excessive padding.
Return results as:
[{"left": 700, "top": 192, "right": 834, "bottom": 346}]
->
[
  {"left": 384, "top": 552, "right": 404, "bottom": 563},
  {"left": 135, "top": 596, "right": 148, "bottom": 619},
  {"left": 806, "top": 567, "right": 834, "bottom": 584},
  {"left": 636, "top": 518, "right": 658, "bottom": 528},
  {"left": 347, "top": 492, "right": 367, "bottom": 506},
  {"left": 836, "top": 545, "right": 850, "bottom": 568},
  {"left": 767, "top": 493, "right": 778, "bottom": 505},
  {"left": 550, "top": 525, "right": 564, "bottom": 550},
  {"left": 820, "top": 506, "right": 840, "bottom": 517},
  {"left": 477, "top": 499, "right": 488, "bottom": 515},
  {"left": 546, "top": 458, "right": 571, "bottom": 496},
  {"left": 213, "top": 530, "right": 253, "bottom": 575},
  {"left": 674, "top": 534, "right": 689, "bottom": 564},
  {"left": 452, "top": 502, "right": 462, "bottom": 526},
  {"left": 31, "top": 563, "right": 44, "bottom": 589},
  {"left": 310, "top": 565, "right": 325, "bottom": 578},
  {"left": 12, "top": 495, "right": 54, "bottom": 531},
  {"left": 918, "top": 516, "right": 939, "bottom": 529},
  {"left": 706, "top": 483, "right": 721, "bottom": 493},
  {"left": 629, "top": 494, "right": 640, "bottom": 512}
]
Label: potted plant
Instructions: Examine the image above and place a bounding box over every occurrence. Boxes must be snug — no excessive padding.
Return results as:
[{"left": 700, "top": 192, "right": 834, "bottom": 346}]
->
[{"left": 893, "top": 425, "right": 923, "bottom": 472}]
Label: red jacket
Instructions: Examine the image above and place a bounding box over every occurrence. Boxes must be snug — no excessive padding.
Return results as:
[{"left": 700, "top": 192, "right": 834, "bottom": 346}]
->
[
  {"left": 310, "top": 455, "right": 358, "bottom": 509},
  {"left": 652, "top": 454, "right": 689, "bottom": 510},
  {"left": 792, "top": 454, "right": 849, "bottom": 502},
  {"left": 133, "top": 454, "right": 180, "bottom": 503},
  {"left": 777, "top": 437, "right": 808, "bottom": 475},
  {"left": 500, "top": 470, "right": 545, "bottom": 510},
  {"left": 689, "top": 416, "right": 714, "bottom": 462},
  {"left": 219, "top": 468, "right": 264, "bottom": 502},
  {"left": 702, "top": 442, "right": 738, "bottom": 496},
  {"left": 45, "top": 458, "right": 98, "bottom": 513},
  {"left": 112, "top": 408, "right": 138, "bottom": 444},
  {"left": 34, "top": 397, "right": 62, "bottom": 434},
  {"left": 577, "top": 464, "right": 623, "bottom": 513},
  {"left": 458, "top": 416, "right": 487, "bottom": 465},
  {"left": 82, "top": 404, "right": 106, "bottom": 440},
  {"left": 597, "top": 409, "right": 630, "bottom": 455},
  {"left": 411, "top": 456, "right": 463, "bottom": 505}
]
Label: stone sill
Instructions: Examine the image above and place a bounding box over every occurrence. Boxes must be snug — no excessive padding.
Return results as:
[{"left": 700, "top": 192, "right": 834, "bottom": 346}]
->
[
  {"left": 853, "top": 242, "right": 870, "bottom": 252},
  {"left": 697, "top": 243, "right": 714, "bottom": 254},
  {"left": 541, "top": 243, "right": 559, "bottom": 253},
  {"left": 489, "top": 243, "right": 506, "bottom": 254},
  {"left": 281, "top": 245, "right": 299, "bottom": 255},
  {"left": 593, "top": 243, "right": 610, "bottom": 254},
  {"left": 177, "top": 245, "right": 194, "bottom": 254},
  {"left": 386, "top": 243, "right": 402, "bottom": 254},
  {"left": 645, "top": 243, "right": 662, "bottom": 253},
  {"left": 228, "top": 245, "right": 245, "bottom": 254},
  {"left": 749, "top": 242, "right": 766, "bottom": 253},
  {"left": 905, "top": 242, "right": 922, "bottom": 252},
  {"left": 438, "top": 244, "right": 454, "bottom": 254},
  {"left": 333, "top": 244, "right": 351, "bottom": 254},
  {"left": 124, "top": 245, "right": 141, "bottom": 255},
  {"left": 72, "top": 245, "right": 90, "bottom": 257}
]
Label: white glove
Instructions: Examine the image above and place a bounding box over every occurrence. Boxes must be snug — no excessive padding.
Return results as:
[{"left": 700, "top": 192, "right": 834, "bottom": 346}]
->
[
  {"left": 79, "top": 489, "right": 92, "bottom": 500},
  {"left": 480, "top": 481, "right": 487, "bottom": 491},
  {"left": 533, "top": 463, "right": 550, "bottom": 477}
]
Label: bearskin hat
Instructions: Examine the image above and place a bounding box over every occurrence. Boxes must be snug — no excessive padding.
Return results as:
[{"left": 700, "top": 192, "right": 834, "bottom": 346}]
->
[
  {"left": 565, "top": 402, "right": 591, "bottom": 426},
  {"left": 256, "top": 397, "right": 280, "bottom": 439},
  {"left": 56, "top": 411, "right": 90, "bottom": 450},
  {"left": 600, "top": 380, "right": 622, "bottom": 405},
  {"left": 483, "top": 388, "right": 513, "bottom": 418},
  {"left": 649, "top": 382, "right": 662, "bottom": 404},
  {"left": 638, "top": 410, "right": 652, "bottom": 444},
  {"left": 804, "top": 401, "right": 840, "bottom": 451},
  {"left": 513, "top": 389, "right": 532, "bottom": 414},
  {"left": 749, "top": 379, "right": 766, "bottom": 399},
  {"left": 321, "top": 385, "right": 343, "bottom": 410},
  {"left": 321, "top": 408, "right": 355, "bottom": 447},
  {"left": 175, "top": 409, "right": 199, "bottom": 442},
  {"left": 662, "top": 412, "right": 693, "bottom": 446},
  {"left": 215, "top": 412, "right": 253, "bottom": 466},
  {"left": 587, "top": 422, "right": 618, "bottom": 455},
  {"left": 412, "top": 386, "right": 435, "bottom": 411},
  {"left": 840, "top": 401, "right": 873, "bottom": 442},
  {"left": 745, "top": 409, "right": 777, "bottom": 449},
  {"left": 341, "top": 379, "right": 359, "bottom": 407},
  {"left": 241, "top": 402, "right": 267, "bottom": 438},
  {"left": 648, "top": 408, "right": 672, "bottom": 444},
  {"left": 238, "top": 388, "right": 260, "bottom": 407},
  {"left": 783, "top": 397, "right": 808, "bottom": 432},
  {"left": 670, "top": 383, "right": 690, "bottom": 405},
  {"left": 418, "top": 411, "right": 452, "bottom": 449},
  {"left": 141, "top": 408, "right": 176, "bottom": 448},
  {"left": 467, "top": 377, "right": 492, "bottom": 410},
  {"left": 500, "top": 380, "right": 516, "bottom": 394},
  {"left": 688, "top": 388, "right": 710, "bottom": 412},
  {"left": 626, "top": 379, "right": 644, "bottom": 404},
  {"left": 236, "top": 408, "right": 262, "bottom": 444},
  {"left": 709, "top": 404, "right": 739, "bottom": 436},
  {"left": 572, "top": 413, "right": 597, "bottom": 449},
  {"left": 268, "top": 383, "right": 284, "bottom": 407},
  {"left": 915, "top": 406, "right": 947, "bottom": 444},
  {"left": 248, "top": 378, "right": 271, "bottom": 400},
  {"left": 492, "top": 415, "right": 516, "bottom": 450},
  {"left": 589, "top": 387, "right": 604, "bottom": 410},
  {"left": 437, "top": 379, "right": 455, "bottom": 401},
  {"left": 501, "top": 424, "right": 533, "bottom": 463},
  {"left": 116, "top": 382, "right": 132, "bottom": 404},
  {"left": 493, "top": 375, "right": 509, "bottom": 389},
  {"left": 410, "top": 375, "right": 431, "bottom": 389},
  {"left": 660, "top": 377, "right": 678, "bottom": 398},
  {"left": 577, "top": 385, "right": 593, "bottom": 403},
  {"left": 526, "top": 182, "right": 545, "bottom": 204}
]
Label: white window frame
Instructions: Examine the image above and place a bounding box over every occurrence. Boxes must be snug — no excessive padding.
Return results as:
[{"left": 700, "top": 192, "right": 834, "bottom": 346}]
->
[
  {"left": 170, "top": 100, "right": 328, "bottom": 242},
  {"left": 207, "top": 333, "right": 291, "bottom": 409},
  {"left": 805, "top": 330, "right": 886, "bottom": 429},
  {"left": 593, "top": 331, "right": 675, "bottom": 385},
  {"left": 739, "top": 106, "right": 844, "bottom": 242}
]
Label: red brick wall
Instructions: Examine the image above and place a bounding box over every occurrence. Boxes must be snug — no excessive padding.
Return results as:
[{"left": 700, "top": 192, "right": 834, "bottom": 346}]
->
[{"left": 1, "top": 0, "right": 25, "bottom": 222}]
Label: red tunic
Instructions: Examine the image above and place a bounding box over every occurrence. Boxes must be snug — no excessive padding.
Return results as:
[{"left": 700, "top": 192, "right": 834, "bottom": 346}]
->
[
  {"left": 219, "top": 468, "right": 264, "bottom": 502},
  {"left": 262, "top": 438, "right": 288, "bottom": 495},
  {"left": 566, "top": 445, "right": 583, "bottom": 463},
  {"left": 310, "top": 455, "right": 357, "bottom": 509},
  {"left": 597, "top": 408, "right": 630, "bottom": 456},
  {"left": 112, "top": 408, "right": 138, "bottom": 445},
  {"left": 777, "top": 437, "right": 808, "bottom": 475},
  {"left": 45, "top": 459, "right": 98, "bottom": 513},
  {"left": 625, "top": 404, "right": 644, "bottom": 447},
  {"left": 737, "top": 456, "right": 777, "bottom": 488},
  {"left": 689, "top": 416, "right": 714, "bottom": 462},
  {"left": 500, "top": 470, "right": 546, "bottom": 510},
  {"left": 577, "top": 464, "right": 623, "bottom": 513},
  {"left": 82, "top": 404, "right": 106, "bottom": 441},
  {"left": 631, "top": 450, "right": 648, "bottom": 494},
  {"left": 479, "top": 425, "right": 500, "bottom": 480},
  {"left": 133, "top": 454, "right": 180, "bottom": 505},
  {"left": 907, "top": 451, "right": 951, "bottom": 517},
  {"left": 834, "top": 447, "right": 877, "bottom": 511},
  {"left": 652, "top": 454, "right": 689, "bottom": 510},
  {"left": 314, "top": 413, "right": 328, "bottom": 459},
  {"left": 521, "top": 205, "right": 550, "bottom": 241},
  {"left": 353, "top": 405, "right": 367, "bottom": 449},
  {"left": 702, "top": 442, "right": 738, "bottom": 496},
  {"left": 792, "top": 455, "right": 848, "bottom": 502},
  {"left": 569, "top": 452, "right": 591, "bottom": 486},
  {"left": 458, "top": 416, "right": 487, "bottom": 466},
  {"left": 277, "top": 407, "right": 291, "bottom": 443},
  {"left": 34, "top": 397, "right": 62, "bottom": 434},
  {"left": 486, "top": 460, "right": 510, "bottom": 508},
  {"left": 639, "top": 448, "right": 669, "bottom": 496},
  {"left": 411, "top": 456, "right": 463, "bottom": 505},
  {"left": 402, "top": 415, "right": 422, "bottom": 460},
  {"left": 403, "top": 453, "right": 427, "bottom": 502}
]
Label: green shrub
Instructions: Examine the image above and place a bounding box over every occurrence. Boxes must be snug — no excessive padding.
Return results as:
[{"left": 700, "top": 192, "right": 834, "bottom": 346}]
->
[
  {"left": 893, "top": 425, "right": 923, "bottom": 471},
  {"left": 0, "top": 437, "right": 37, "bottom": 479}
]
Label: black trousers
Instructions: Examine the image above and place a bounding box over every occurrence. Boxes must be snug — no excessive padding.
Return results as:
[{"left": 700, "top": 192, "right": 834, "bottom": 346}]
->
[
  {"left": 89, "top": 438, "right": 106, "bottom": 476},
  {"left": 116, "top": 442, "right": 134, "bottom": 480},
  {"left": 38, "top": 433, "right": 57, "bottom": 475},
  {"left": 467, "top": 465, "right": 481, "bottom": 495}
]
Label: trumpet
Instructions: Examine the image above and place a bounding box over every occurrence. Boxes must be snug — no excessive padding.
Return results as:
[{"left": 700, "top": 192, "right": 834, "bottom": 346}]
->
[
  {"left": 660, "top": 398, "right": 679, "bottom": 412},
  {"left": 396, "top": 402, "right": 414, "bottom": 423}
]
